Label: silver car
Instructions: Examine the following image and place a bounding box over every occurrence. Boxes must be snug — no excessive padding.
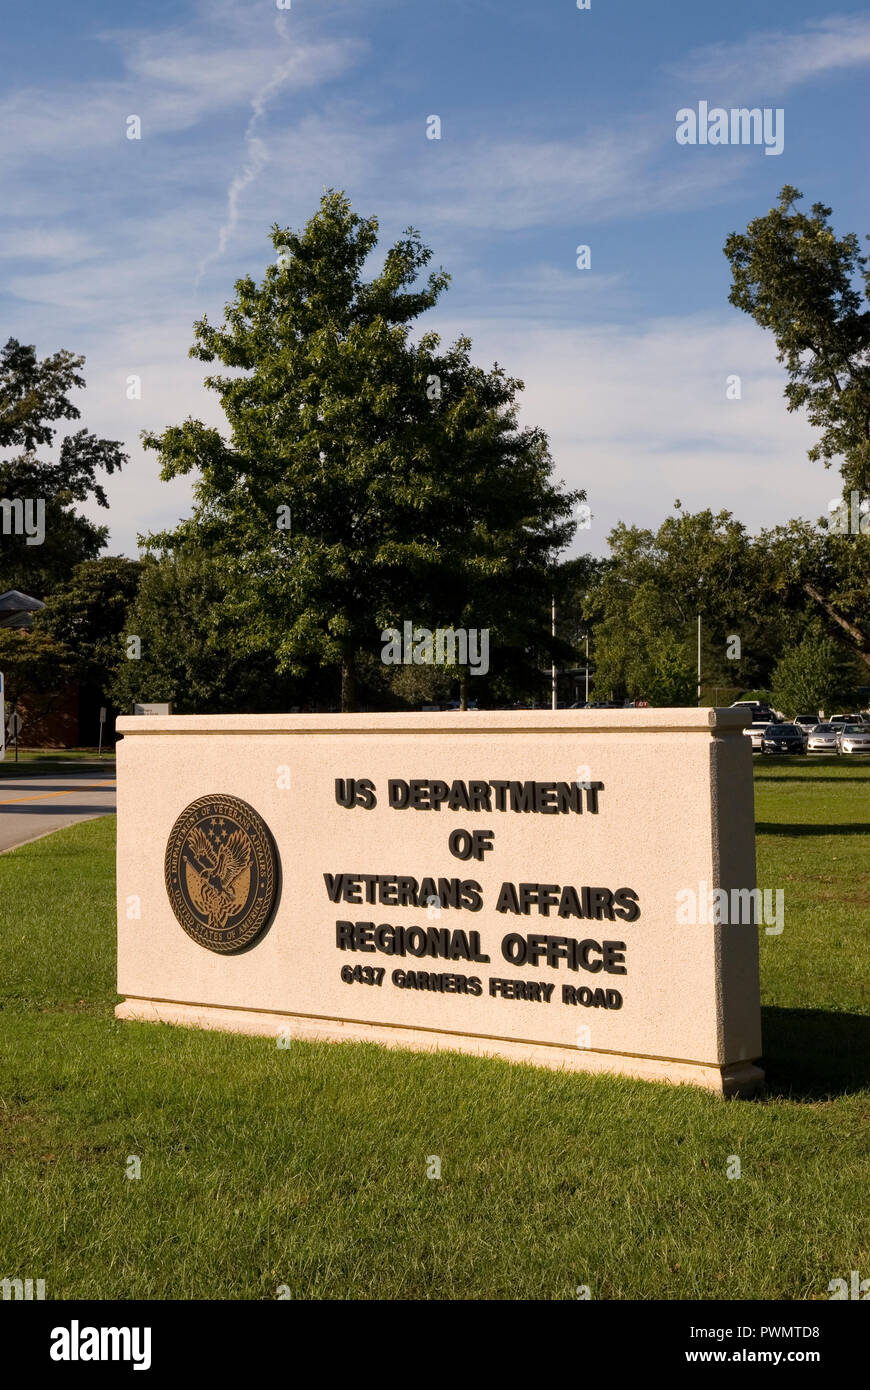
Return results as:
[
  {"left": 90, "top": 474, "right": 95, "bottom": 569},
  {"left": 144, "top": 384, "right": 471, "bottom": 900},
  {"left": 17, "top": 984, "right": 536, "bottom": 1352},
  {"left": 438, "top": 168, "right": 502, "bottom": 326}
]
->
[
  {"left": 806, "top": 723, "right": 840, "bottom": 753},
  {"left": 837, "top": 724, "right": 870, "bottom": 754}
]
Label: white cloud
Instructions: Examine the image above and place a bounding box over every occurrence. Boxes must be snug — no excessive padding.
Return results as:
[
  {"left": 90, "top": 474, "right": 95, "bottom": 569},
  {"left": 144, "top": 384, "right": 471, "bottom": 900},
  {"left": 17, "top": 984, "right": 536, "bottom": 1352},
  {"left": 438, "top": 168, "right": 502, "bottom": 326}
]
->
[
  {"left": 425, "top": 312, "right": 826, "bottom": 554},
  {"left": 671, "top": 14, "right": 870, "bottom": 97},
  {"left": 231, "top": 112, "right": 747, "bottom": 248},
  {"left": 0, "top": 228, "right": 101, "bottom": 263},
  {"left": 373, "top": 127, "right": 745, "bottom": 233},
  {"left": 1, "top": 1, "right": 859, "bottom": 567},
  {"left": 468, "top": 264, "right": 628, "bottom": 303},
  {"left": 0, "top": 17, "right": 363, "bottom": 168},
  {"left": 58, "top": 310, "right": 830, "bottom": 563}
]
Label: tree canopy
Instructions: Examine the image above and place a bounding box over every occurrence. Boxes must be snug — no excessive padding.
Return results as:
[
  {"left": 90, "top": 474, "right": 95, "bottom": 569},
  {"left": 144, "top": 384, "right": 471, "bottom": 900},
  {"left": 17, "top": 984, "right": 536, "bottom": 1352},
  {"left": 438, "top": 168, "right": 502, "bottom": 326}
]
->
[
  {"left": 770, "top": 621, "right": 859, "bottom": 717},
  {"left": 584, "top": 507, "right": 766, "bottom": 701},
  {"left": 0, "top": 338, "right": 127, "bottom": 598},
  {"left": 109, "top": 547, "right": 326, "bottom": 714},
  {"left": 720, "top": 188, "right": 870, "bottom": 675},
  {"left": 725, "top": 185, "right": 870, "bottom": 495},
  {"left": 141, "top": 191, "right": 580, "bottom": 710},
  {"left": 34, "top": 556, "right": 144, "bottom": 695}
]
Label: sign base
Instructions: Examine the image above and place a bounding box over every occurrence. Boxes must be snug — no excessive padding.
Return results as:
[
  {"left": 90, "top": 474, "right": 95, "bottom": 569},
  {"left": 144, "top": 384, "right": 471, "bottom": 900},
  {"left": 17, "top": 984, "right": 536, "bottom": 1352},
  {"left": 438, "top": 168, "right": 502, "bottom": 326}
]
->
[{"left": 115, "top": 997, "right": 765, "bottom": 1098}]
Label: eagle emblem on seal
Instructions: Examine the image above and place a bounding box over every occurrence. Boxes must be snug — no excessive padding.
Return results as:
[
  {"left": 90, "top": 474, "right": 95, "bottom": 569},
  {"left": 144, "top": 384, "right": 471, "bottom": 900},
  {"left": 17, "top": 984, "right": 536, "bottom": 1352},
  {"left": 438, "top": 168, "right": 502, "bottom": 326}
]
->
[
  {"left": 164, "top": 794, "right": 279, "bottom": 953},
  {"left": 184, "top": 825, "right": 252, "bottom": 930}
]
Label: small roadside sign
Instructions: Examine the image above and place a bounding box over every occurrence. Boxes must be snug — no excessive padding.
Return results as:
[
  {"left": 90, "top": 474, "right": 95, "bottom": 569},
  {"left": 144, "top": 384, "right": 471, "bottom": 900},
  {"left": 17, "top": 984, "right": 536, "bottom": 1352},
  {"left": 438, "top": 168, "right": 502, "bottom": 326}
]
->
[{"left": 7, "top": 710, "right": 22, "bottom": 763}]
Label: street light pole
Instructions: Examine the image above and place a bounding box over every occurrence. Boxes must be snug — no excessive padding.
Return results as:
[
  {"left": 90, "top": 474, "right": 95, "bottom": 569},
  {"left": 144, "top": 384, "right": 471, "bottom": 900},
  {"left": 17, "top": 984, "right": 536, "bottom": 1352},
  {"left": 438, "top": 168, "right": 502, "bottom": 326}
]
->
[
  {"left": 585, "top": 634, "right": 590, "bottom": 704},
  {"left": 697, "top": 615, "right": 702, "bottom": 706},
  {"left": 551, "top": 596, "right": 557, "bottom": 711}
]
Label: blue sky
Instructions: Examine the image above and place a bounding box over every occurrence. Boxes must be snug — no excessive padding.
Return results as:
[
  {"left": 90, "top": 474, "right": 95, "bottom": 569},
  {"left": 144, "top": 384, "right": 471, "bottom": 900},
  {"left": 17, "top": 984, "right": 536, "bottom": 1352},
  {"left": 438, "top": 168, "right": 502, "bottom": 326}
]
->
[{"left": 2, "top": 0, "right": 869, "bottom": 558}]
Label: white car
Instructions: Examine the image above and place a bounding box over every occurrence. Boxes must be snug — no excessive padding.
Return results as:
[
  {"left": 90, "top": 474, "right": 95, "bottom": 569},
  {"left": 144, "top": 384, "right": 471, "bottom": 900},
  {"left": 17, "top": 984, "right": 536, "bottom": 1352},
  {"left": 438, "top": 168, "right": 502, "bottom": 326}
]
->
[
  {"left": 806, "top": 723, "right": 840, "bottom": 753},
  {"left": 794, "top": 714, "right": 820, "bottom": 732},
  {"left": 744, "top": 720, "right": 771, "bottom": 752},
  {"left": 837, "top": 724, "right": 870, "bottom": 755}
]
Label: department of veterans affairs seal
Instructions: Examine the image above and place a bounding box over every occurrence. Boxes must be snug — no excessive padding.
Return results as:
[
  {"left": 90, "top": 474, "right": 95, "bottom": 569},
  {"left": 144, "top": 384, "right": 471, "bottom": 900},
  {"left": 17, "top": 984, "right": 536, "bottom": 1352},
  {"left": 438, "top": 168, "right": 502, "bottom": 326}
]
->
[{"left": 164, "top": 794, "right": 278, "bottom": 953}]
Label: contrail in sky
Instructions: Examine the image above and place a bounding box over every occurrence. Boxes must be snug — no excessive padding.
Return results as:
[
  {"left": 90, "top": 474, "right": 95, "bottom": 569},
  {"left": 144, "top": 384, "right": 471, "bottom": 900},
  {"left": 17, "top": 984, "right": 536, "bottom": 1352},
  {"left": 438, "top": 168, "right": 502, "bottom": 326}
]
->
[{"left": 195, "top": 17, "right": 298, "bottom": 287}]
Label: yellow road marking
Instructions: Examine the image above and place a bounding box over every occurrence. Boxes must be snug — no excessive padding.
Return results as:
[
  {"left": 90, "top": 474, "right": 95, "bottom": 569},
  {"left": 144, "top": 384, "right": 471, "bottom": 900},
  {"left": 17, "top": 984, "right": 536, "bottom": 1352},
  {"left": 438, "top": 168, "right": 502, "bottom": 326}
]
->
[{"left": 0, "top": 782, "right": 116, "bottom": 807}]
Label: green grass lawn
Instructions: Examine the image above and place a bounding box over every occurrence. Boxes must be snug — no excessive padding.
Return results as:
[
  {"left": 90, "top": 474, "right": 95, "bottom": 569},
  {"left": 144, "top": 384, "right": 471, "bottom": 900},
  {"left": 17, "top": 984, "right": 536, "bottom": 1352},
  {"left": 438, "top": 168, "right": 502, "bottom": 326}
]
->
[{"left": 1, "top": 757, "right": 868, "bottom": 1300}]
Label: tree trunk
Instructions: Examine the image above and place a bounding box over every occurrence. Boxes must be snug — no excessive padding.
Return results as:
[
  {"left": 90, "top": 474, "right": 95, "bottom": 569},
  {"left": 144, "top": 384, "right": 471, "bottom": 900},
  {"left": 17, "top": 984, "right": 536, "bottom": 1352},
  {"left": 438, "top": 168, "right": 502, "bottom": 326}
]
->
[
  {"left": 803, "top": 583, "right": 870, "bottom": 668},
  {"left": 341, "top": 651, "right": 358, "bottom": 713},
  {"left": 459, "top": 674, "right": 468, "bottom": 711}
]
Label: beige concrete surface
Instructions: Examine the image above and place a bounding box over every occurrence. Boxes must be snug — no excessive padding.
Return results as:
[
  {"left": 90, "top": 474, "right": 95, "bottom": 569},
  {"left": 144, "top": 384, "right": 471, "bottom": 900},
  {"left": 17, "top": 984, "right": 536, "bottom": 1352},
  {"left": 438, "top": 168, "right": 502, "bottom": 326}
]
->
[{"left": 115, "top": 709, "right": 763, "bottom": 1095}]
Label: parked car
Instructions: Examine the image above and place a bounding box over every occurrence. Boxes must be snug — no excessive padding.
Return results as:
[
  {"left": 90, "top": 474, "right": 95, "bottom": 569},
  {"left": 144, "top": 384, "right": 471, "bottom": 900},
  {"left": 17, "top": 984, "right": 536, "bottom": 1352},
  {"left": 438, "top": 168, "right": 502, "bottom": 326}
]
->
[
  {"left": 829, "top": 714, "right": 851, "bottom": 726},
  {"left": 793, "top": 714, "right": 819, "bottom": 731},
  {"left": 744, "top": 720, "right": 772, "bottom": 752},
  {"left": 837, "top": 723, "right": 870, "bottom": 755},
  {"left": 806, "top": 723, "right": 841, "bottom": 753},
  {"left": 731, "top": 700, "right": 774, "bottom": 723},
  {"left": 761, "top": 723, "right": 806, "bottom": 755}
]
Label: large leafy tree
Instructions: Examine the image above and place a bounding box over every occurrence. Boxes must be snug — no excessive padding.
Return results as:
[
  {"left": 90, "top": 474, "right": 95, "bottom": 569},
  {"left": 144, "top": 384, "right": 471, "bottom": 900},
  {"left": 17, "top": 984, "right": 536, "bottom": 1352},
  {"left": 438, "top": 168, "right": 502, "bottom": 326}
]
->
[
  {"left": 109, "top": 547, "right": 312, "bottom": 715},
  {"left": 725, "top": 187, "right": 870, "bottom": 494},
  {"left": 404, "top": 336, "right": 581, "bottom": 708},
  {"left": 0, "top": 339, "right": 127, "bottom": 597},
  {"left": 0, "top": 629, "right": 75, "bottom": 724},
  {"left": 770, "top": 621, "right": 860, "bottom": 717},
  {"left": 587, "top": 577, "right": 699, "bottom": 705},
  {"left": 143, "top": 192, "right": 579, "bottom": 711},
  {"left": 725, "top": 188, "right": 870, "bottom": 668},
  {"left": 34, "top": 556, "right": 144, "bottom": 696},
  {"left": 585, "top": 505, "right": 870, "bottom": 703},
  {"left": 584, "top": 507, "right": 766, "bottom": 701},
  {"left": 757, "top": 518, "right": 870, "bottom": 671}
]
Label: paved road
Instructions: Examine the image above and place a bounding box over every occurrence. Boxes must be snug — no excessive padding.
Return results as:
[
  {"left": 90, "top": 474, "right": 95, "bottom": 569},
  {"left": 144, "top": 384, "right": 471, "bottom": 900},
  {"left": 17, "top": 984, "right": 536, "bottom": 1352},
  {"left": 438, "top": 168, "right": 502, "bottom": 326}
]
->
[{"left": 0, "top": 774, "right": 116, "bottom": 853}]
